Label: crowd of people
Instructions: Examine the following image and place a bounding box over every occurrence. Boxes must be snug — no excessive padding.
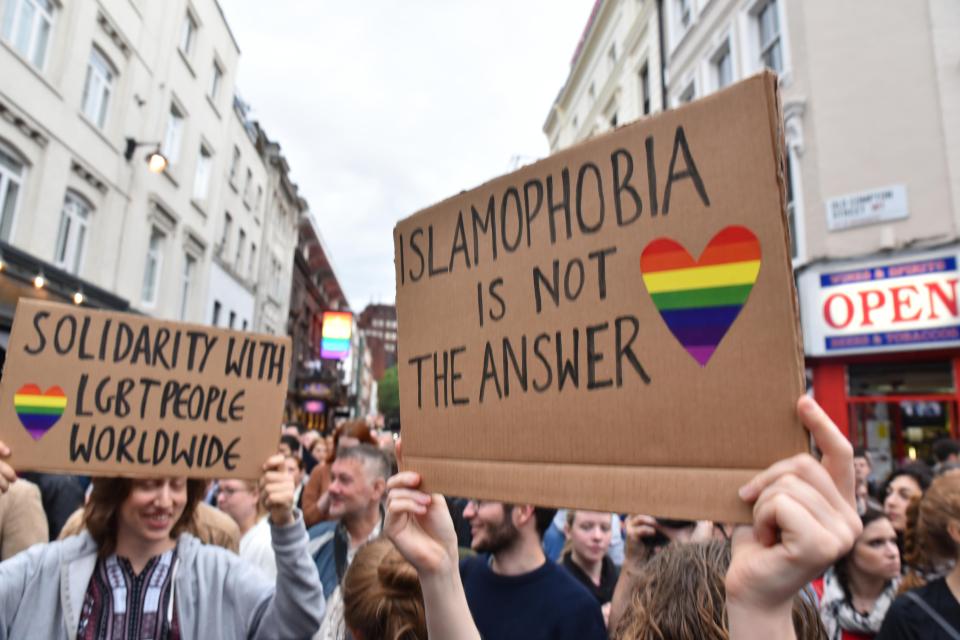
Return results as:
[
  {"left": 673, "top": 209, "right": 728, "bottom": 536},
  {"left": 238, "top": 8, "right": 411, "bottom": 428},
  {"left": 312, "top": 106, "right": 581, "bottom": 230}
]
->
[{"left": 1, "top": 401, "right": 960, "bottom": 638}]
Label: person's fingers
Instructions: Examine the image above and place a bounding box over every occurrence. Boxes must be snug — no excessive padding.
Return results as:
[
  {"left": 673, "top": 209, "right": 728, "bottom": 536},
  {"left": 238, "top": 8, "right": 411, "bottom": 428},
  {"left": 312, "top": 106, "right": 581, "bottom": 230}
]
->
[
  {"left": 738, "top": 453, "right": 848, "bottom": 517},
  {"left": 0, "top": 441, "right": 9, "bottom": 457},
  {"left": 797, "top": 396, "right": 855, "bottom": 509},
  {"left": 753, "top": 491, "right": 821, "bottom": 552},
  {"left": 0, "top": 461, "right": 15, "bottom": 485},
  {"left": 262, "top": 453, "right": 285, "bottom": 472},
  {"left": 753, "top": 473, "right": 841, "bottom": 533},
  {"left": 388, "top": 496, "right": 429, "bottom": 517},
  {"left": 387, "top": 471, "right": 422, "bottom": 492},
  {"left": 386, "top": 487, "right": 432, "bottom": 507}
]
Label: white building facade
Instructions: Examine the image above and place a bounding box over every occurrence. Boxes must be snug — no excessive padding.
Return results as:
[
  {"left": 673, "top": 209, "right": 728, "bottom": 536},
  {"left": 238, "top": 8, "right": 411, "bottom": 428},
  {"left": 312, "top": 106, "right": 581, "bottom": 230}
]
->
[
  {"left": 0, "top": 0, "right": 303, "bottom": 345},
  {"left": 544, "top": 0, "right": 960, "bottom": 468}
]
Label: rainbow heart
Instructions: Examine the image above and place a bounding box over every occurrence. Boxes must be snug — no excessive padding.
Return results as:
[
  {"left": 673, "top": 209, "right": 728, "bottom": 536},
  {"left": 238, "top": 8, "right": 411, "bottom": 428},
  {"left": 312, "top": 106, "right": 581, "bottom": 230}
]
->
[
  {"left": 640, "top": 226, "right": 761, "bottom": 366},
  {"left": 14, "top": 384, "right": 67, "bottom": 440}
]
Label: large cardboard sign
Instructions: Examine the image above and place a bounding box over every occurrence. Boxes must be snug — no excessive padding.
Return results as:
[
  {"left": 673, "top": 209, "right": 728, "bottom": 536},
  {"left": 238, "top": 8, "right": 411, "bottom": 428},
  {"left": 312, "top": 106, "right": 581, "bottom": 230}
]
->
[
  {"left": 393, "top": 73, "right": 806, "bottom": 522},
  {"left": 0, "top": 300, "right": 290, "bottom": 479}
]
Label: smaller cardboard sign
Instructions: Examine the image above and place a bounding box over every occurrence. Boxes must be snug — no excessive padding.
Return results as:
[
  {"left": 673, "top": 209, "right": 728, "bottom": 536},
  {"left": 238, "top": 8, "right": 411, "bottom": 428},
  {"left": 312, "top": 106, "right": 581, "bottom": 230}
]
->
[{"left": 0, "top": 299, "right": 291, "bottom": 479}]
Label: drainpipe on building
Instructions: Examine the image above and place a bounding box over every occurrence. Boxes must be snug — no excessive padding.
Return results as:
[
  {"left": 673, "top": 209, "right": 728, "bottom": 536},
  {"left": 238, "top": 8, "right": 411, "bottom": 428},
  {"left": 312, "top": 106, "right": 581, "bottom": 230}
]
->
[{"left": 656, "top": 0, "right": 669, "bottom": 110}]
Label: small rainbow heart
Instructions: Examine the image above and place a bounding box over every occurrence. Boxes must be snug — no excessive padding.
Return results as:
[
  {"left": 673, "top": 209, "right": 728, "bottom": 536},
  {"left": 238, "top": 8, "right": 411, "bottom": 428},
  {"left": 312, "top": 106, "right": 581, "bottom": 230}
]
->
[
  {"left": 640, "top": 226, "right": 761, "bottom": 367},
  {"left": 14, "top": 383, "right": 67, "bottom": 440}
]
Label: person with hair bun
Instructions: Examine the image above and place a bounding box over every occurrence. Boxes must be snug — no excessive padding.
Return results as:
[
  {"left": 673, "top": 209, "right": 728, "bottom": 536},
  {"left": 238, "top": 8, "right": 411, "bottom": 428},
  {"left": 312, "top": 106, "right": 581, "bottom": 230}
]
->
[
  {"left": 342, "top": 537, "right": 427, "bottom": 640},
  {"left": 811, "top": 509, "right": 900, "bottom": 640},
  {"left": 877, "top": 474, "right": 960, "bottom": 638}
]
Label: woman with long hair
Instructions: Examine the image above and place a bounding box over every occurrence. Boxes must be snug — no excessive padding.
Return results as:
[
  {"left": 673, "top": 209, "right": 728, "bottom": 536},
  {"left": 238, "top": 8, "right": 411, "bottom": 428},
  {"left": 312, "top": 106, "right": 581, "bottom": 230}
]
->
[
  {"left": 342, "top": 537, "right": 427, "bottom": 640},
  {"left": 877, "top": 474, "right": 960, "bottom": 638},
  {"left": 811, "top": 509, "right": 900, "bottom": 639},
  {"left": 0, "top": 442, "right": 324, "bottom": 639}
]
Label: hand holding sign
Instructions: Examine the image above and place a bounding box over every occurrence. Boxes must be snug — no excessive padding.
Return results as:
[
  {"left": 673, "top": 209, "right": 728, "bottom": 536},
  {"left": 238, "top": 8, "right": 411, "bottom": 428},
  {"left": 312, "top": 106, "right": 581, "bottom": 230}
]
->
[
  {"left": 0, "top": 441, "right": 14, "bottom": 493},
  {"left": 261, "top": 453, "right": 296, "bottom": 526},
  {"left": 725, "top": 397, "right": 861, "bottom": 636}
]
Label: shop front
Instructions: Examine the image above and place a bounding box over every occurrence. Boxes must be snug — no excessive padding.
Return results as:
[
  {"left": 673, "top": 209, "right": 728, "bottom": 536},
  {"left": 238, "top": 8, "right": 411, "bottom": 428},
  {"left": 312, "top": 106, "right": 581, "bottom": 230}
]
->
[{"left": 798, "top": 247, "right": 960, "bottom": 479}]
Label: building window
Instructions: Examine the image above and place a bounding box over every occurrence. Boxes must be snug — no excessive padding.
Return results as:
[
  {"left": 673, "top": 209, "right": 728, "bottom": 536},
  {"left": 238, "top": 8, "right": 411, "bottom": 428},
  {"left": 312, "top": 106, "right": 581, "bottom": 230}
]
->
[
  {"left": 248, "top": 242, "right": 257, "bottom": 278},
  {"left": 179, "top": 253, "right": 196, "bottom": 320},
  {"left": 786, "top": 152, "right": 798, "bottom": 259},
  {"left": 229, "top": 146, "right": 240, "bottom": 185},
  {"left": 255, "top": 185, "right": 263, "bottom": 210},
  {"left": 212, "top": 300, "right": 221, "bottom": 325},
  {"left": 161, "top": 104, "right": 184, "bottom": 167},
  {"left": 714, "top": 42, "right": 733, "bottom": 90},
  {"left": 242, "top": 168, "right": 252, "bottom": 203},
  {"left": 1, "top": 0, "right": 54, "bottom": 70},
  {"left": 676, "top": 0, "right": 692, "bottom": 31},
  {"left": 588, "top": 83, "right": 595, "bottom": 99},
  {"left": 81, "top": 48, "right": 114, "bottom": 129},
  {"left": 235, "top": 228, "right": 245, "bottom": 272},
  {"left": 242, "top": 319, "right": 248, "bottom": 330},
  {"left": 193, "top": 145, "right": 212, "bottom": 201},
  {"left": 179, "top": 11, "right": 197, "bottom": 57},
  {"left": 608, "top": 43, "right": 617, "bottom": 66},
  {"left": 678, "top": 81, "right": 695, "bottom": 105},
  {"left": 757, "top": 0, "right": 783, "bottom": 73},
  {"left": 141, "top": 228, "right": 165, "bottom": 306},
  {"left": 228, "top": 310, "right": 236, "bottom": 329},
  {"left": 219, "top": 211, "right": 232, "bottom": 255},
  {"left": 0, "top": 144, "right": 25, "bottom": 242},
  {"left": 210, "top": 60, "right": 223, "bottom": 101},
  {"left": 53, "top": 192, "right": 91, "bottom": 275},
  {"left": 609, "top": 112, "right": 618, "bottom": 128},
  {"left": 638, "top": 64, "right": 651, "bottom": 115}
]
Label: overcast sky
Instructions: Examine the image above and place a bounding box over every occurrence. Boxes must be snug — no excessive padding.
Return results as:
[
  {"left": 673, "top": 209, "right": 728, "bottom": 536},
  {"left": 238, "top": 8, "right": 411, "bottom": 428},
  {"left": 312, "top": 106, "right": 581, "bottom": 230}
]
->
[{"left": 219, "top": 1, "right": 595, "bottom": 311}]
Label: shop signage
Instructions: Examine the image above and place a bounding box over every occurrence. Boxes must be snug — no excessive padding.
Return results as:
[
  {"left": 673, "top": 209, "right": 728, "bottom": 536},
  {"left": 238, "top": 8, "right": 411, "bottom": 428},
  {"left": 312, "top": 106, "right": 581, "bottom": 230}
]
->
[
  {"left": 825, "top": 184, "right": 908, "bottom": 231},
  {"left": 798, "top": 254, "right": 960, "bottom": 356}
]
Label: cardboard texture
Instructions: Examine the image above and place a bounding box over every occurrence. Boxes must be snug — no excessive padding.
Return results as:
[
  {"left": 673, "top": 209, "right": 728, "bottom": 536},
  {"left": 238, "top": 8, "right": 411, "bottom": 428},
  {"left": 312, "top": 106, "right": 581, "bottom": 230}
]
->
[
  {"left": 393, "top": 72, "right": 806, "bottom": 523},
  {"left": 0, "top": 299, "right": 290, "bottom": 479}
]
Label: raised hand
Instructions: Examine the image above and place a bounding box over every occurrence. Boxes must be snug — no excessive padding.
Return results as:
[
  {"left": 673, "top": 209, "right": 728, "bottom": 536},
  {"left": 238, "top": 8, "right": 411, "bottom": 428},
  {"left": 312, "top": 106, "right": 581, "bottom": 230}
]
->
[
  {"left": 0, "top": 441, "right": 16, "bottom": 494},
  {"left": 261, "top": 453, "right": 295, "bottom": 526},
  {"left": 384, "top": 471, "right": 459, "bottom": 577},
  {"left": 725, "top": 396, "right": 862, "bottom": 638}
]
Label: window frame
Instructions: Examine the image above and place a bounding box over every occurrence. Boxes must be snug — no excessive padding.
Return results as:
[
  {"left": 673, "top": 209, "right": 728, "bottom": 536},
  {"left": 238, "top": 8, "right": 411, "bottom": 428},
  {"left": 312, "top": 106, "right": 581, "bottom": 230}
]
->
[
  {"left": 1, "top": 0, "right": 55, "bottom": 70},
  {"left": 193, "top": 144, "right": 213, "bottom": 202},
  {"left": 756, "top": 0, "right": 783, "bottom": 74},
  {"left": 179, "top": 252, "right": 196, "bottom": 320},
  {"left": 141, "top": 227, "right": 166, "bottom": 307},
  {"left": 210, "top": 59, "right": 223, "bottom": 101},
  {"left": 161, "top": 103, "right": 185, "bottom": 168},
  {"left": 0, "top": 141, "right": 26, "bottom": 243},
  {"left": 53, "top": 191, "right": 92, "bottom": 276},
  {"left": 81, "top": 47, "right": 116, "bottom": 129},
  {"left": 179, "top": 10, "right": 198, "bottom": 58}
]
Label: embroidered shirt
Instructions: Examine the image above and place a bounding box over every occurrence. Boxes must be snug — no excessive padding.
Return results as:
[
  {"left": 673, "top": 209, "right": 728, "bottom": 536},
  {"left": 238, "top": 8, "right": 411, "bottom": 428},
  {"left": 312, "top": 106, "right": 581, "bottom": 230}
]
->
[{"left": 77, "top": 548, "right": 180, "bottom": 640}]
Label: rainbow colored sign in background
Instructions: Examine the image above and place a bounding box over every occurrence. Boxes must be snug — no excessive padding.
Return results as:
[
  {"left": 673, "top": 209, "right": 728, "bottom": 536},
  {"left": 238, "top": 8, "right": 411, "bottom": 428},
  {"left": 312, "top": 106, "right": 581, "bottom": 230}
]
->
[{"left": 321, "top": 311, "right": 353, "bottom": 360}]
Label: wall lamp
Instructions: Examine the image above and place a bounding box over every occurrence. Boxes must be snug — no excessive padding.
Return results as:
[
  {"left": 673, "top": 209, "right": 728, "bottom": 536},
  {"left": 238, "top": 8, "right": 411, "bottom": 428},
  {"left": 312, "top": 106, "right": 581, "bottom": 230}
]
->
[{"left": 124, "top": 138, "right": 168, "bottom": 174}]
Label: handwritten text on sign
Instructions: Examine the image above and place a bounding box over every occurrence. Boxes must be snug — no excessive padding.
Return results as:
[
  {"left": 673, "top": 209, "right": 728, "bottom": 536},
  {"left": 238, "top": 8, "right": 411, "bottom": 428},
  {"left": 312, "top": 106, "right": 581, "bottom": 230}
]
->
[{"left": 1, "top": 300, "right": 290, "bottom": 478}]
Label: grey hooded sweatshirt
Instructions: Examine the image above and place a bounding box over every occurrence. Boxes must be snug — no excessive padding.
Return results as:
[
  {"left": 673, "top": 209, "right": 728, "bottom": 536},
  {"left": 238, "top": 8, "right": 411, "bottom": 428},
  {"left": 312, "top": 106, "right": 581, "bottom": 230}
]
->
[{"left": 0, "top": 510, "right": 325, "bottom": 639}]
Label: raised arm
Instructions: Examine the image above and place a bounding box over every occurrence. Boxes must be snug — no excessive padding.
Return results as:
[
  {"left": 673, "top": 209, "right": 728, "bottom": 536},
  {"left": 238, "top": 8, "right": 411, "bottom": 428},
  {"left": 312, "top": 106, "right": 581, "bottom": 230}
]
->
[
  {"left": 725, "top": 397, "right": 862, "bottom": 640},
  {"left": 242, "top": 453, "right": 326, "bottom": 639},
  {"left": 385, "top": 471, "right": 481, "bottom": 640}
]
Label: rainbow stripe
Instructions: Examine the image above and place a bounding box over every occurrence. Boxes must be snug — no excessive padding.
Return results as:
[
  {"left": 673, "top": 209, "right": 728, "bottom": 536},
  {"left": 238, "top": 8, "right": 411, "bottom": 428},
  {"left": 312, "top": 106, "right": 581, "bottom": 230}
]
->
[
  {"left": 14, "top": 383, "right": 67, "bottom": 440},
  {"left": 640, "top": 226, "right": 761, "bottom": 366},
  {"left": 321, "top": 311, "right": 353, "bottom": 361}
]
